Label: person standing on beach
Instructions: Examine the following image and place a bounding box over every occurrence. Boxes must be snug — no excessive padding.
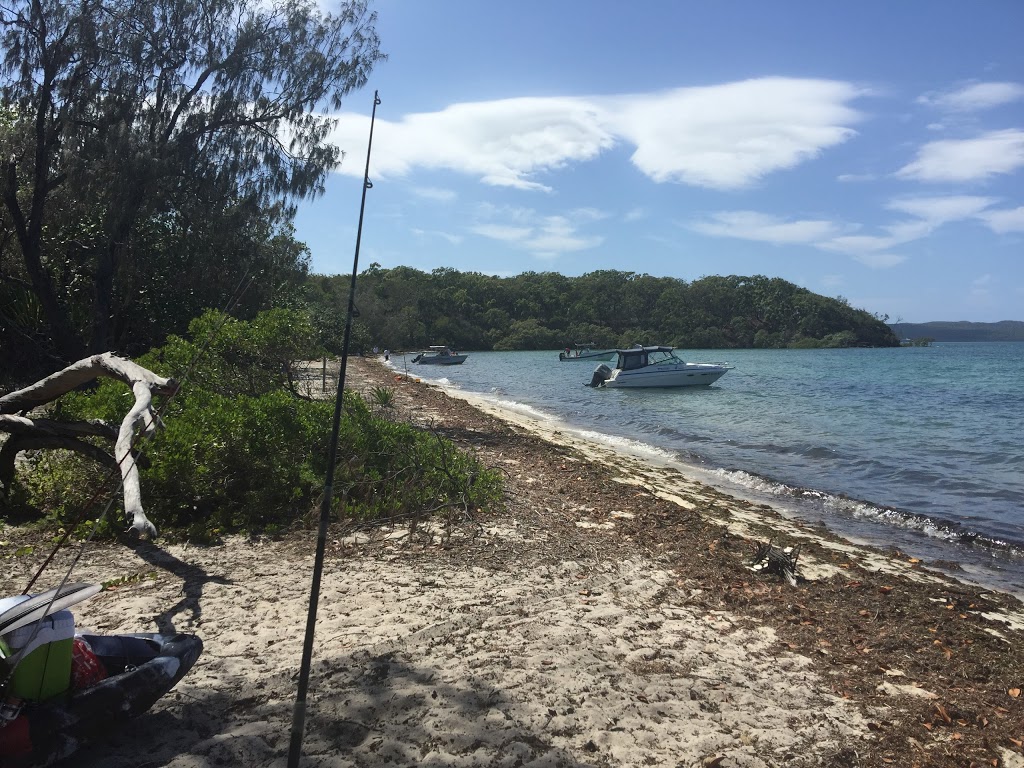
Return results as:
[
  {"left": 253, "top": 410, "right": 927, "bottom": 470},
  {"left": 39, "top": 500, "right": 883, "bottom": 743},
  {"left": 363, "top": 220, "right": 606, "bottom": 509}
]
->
[{"left": 383, "top": 349, "right": 390, "bottom": 361}]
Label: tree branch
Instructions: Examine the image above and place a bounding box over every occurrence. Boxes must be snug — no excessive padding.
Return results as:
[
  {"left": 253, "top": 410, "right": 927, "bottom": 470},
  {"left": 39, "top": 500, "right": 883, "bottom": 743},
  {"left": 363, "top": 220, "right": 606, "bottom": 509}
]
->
[{"left": 0, "top": 353, "right": 177, "bottom": 536}]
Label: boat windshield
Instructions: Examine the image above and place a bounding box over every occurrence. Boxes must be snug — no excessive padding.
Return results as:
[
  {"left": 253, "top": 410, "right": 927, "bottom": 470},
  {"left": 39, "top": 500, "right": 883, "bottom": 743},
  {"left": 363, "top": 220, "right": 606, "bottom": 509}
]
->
[{"left": 647, "top": 349, "right": 682, "bottom": 365}]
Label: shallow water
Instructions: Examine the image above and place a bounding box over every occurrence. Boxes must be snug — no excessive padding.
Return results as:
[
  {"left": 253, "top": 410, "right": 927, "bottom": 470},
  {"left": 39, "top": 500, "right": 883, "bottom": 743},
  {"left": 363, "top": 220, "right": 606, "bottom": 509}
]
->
[{"left": 388, "top": 343, "right": 1024, "bottom": 595}]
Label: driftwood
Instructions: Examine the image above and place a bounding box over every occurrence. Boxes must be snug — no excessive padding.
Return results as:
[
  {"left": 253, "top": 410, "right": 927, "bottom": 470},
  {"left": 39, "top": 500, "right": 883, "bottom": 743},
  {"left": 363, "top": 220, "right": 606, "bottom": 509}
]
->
[{"left": 0, "top": 353, "right": 178, "bottom": 537}]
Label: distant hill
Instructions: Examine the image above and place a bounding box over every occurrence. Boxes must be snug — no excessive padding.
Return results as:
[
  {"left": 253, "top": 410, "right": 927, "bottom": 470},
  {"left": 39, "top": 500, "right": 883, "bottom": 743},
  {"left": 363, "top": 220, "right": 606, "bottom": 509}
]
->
[{"left": 889, "top": 320, "right": 1024, "bottom": 342}]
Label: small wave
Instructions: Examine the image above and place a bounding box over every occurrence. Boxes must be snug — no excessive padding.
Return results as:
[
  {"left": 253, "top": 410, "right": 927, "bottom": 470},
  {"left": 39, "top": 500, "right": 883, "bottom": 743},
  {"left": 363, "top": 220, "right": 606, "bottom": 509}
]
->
[
  {"left": 575, "top": 430, "right": 680, "bottom": 462},
  {"left": 709, "top": 468, "right": 1024, "bottom": 557}
]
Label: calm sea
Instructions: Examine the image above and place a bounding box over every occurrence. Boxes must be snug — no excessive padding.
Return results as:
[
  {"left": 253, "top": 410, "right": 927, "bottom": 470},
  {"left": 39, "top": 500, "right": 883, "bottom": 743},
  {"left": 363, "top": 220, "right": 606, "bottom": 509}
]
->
[{"left": 387, "top": 343, "right": 1024, "bottom": 596}]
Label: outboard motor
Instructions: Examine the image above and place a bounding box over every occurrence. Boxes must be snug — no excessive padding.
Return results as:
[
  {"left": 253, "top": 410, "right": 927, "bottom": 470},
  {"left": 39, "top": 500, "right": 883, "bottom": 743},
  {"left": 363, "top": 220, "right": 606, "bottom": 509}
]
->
[
  {"left": 588, "top": 364, "right": 613, "bottom": 388},
  {"left": 411, "top": 354, "right": 422, "bottom": 363}
]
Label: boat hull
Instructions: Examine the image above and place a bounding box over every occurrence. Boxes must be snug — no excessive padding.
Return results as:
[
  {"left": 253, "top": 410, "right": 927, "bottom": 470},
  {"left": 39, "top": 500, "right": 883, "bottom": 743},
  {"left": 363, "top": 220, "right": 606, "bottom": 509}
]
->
[
  {"left": 602, "top": 366, "right": 728, "bottom": 388},
  {"left": 559, "top": 351, "right": 614, "bottom": 362},
  {"left": 2, "top": 633, "right": 203, "bottom": 767},
  {"left": 414, "top": 355, "right": 467, "bottom": 365}
]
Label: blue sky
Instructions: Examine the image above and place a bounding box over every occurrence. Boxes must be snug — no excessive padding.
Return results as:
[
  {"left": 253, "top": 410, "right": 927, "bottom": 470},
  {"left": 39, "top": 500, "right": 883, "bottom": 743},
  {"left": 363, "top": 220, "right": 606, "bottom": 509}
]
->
[{"left": 293, "top": 0, "right": 1024, "bottom": 323}]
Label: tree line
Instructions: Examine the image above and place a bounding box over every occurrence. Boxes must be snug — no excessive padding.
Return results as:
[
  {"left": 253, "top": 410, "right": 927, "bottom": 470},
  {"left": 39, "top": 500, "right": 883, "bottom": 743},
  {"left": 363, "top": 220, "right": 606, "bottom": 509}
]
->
[{"left": 306, "top": 266, "right": 899, "bottom": 353}]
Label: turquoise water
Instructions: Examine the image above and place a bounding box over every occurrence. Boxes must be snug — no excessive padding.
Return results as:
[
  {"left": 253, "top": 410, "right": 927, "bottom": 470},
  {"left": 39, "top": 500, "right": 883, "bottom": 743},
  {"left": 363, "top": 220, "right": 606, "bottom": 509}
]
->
[{"left": 387, "top": 343, "right": 1024, "bottom": 594}]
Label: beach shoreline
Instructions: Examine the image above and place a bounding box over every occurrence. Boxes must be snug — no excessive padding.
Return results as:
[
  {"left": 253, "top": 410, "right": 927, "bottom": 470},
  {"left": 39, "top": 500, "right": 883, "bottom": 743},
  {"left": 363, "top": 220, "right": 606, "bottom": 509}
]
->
[{"left": 3, "top": 355, "right": 1023, "bottom": 767}]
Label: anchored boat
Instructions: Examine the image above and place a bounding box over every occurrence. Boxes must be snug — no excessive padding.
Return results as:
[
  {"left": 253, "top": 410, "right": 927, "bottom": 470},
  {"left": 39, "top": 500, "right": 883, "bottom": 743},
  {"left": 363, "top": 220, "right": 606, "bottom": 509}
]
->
[
  {"left": 558, "top": 343, "right": 614, "bottom": 362},
  {"left": 410, "top": 345, "right": 468, "bottom": 365},
  {"left": 588, "top": 345, "right": 731, "bottom": 388}
]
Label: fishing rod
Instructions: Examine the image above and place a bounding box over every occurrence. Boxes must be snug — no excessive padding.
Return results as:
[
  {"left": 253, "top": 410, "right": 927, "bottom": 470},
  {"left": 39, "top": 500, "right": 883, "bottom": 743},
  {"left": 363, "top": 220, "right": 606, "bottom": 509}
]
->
[{"left": 287, "top": 89, "right": 381, "bottom": 768}]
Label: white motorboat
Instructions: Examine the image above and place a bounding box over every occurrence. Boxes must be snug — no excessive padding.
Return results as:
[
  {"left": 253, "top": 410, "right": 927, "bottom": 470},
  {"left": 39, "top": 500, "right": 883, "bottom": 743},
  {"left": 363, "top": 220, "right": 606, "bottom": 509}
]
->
[
  {"left": 588, "top": 346, "right": 730, "bottom": 388},
  {"left": 558, "top": 343, "right": 615, "bottom": 362},
  {"left": 411, "top": 345, "right": 468, "bottom": 365}
]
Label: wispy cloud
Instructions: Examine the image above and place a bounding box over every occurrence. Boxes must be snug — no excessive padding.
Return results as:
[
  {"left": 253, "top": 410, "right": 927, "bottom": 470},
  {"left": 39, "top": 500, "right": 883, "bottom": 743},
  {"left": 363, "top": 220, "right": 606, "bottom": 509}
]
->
[
  {"left": 837, "top": 173, "right": 876, "bottom": 182},
  {"left": 470, "top": 205, "right": 604, "bottom": 258},
  {"left": 690, "top": 194, "right": 1004, "bottom": 269},
  {"left": 978, "top": 205, "right": 1024, "bottom": 233},
  {"left": 688, "top": 211, "right": 844, "bottom": 244},
  {"left": 886, "top": 195, "right": 996, "bottom": 222},
  {"left": 411, "top": 228, "right": 463, "bottom": 245},
  {"left": 896, "top": 129, "right": 1024, "bottom": 182},
  {"left": 918, "top": 81, "right": 1024, "bottom": 112},
  {"left": 411, "top": 186, "right": 457, "bottom": 202},
  {"left": 328, "top": 77, "right": 866, "bottom": 192}
]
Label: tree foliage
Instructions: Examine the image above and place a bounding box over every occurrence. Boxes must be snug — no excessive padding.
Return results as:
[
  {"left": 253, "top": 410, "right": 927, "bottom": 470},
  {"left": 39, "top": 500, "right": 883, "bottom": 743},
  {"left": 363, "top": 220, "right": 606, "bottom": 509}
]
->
[
  {"left": 306, "top": 266, "right": 899, "bottom": 351},
  {"left": 0, "top": 0, "right": 384, "bottom": 370}
]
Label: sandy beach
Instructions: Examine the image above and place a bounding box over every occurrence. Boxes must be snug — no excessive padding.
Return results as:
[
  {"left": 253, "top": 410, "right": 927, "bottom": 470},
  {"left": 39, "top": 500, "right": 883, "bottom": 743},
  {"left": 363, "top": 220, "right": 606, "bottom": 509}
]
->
[{"left": 4, "top": 356, "right": 1023, "bottom": 767}]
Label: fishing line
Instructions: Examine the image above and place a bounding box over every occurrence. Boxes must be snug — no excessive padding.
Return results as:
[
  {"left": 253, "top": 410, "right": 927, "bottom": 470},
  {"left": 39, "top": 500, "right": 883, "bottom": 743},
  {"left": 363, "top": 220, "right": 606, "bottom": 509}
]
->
[{"left": 287, "top": 89, "right": 381, "bottom": 768}]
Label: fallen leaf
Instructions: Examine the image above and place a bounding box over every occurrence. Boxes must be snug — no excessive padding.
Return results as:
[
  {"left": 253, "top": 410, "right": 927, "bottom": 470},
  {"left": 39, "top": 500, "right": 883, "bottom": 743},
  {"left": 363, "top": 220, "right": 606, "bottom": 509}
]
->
[
  {"left": 878, "top": 585, "right": 894, "bottom": 594},
  {"left": 1009, "top": 688, "right": 1021, "bottom": 698},
  {"left": 935, "top": 704, "right": 952, "bottom": 724},
  {"left": 1009, "top": 737, "right": 1022, "bottom": 747}
]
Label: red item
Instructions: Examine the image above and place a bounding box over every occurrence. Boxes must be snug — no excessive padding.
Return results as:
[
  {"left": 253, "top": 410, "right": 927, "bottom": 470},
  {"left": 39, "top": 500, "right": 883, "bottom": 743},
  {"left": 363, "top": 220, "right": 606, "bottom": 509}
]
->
[
  {"left": 70, "top": 637, "right": 106, "bottom": 690},
  {"left": 0, "top": 713, "right": 32, "bottom": 764}
]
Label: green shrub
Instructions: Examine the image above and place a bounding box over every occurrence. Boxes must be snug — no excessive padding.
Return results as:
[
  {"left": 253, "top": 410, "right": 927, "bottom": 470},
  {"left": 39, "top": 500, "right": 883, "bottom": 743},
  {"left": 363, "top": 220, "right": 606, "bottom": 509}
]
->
[{"left": 14, "top": 308, "right": 503, "bottom": 539}]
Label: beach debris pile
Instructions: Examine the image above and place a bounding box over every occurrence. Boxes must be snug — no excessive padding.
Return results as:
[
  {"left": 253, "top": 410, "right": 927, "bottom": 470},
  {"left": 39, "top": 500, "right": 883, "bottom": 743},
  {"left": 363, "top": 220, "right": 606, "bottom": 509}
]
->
[{"left": 749, "top": 538, "right": 801, "bottom": 586}]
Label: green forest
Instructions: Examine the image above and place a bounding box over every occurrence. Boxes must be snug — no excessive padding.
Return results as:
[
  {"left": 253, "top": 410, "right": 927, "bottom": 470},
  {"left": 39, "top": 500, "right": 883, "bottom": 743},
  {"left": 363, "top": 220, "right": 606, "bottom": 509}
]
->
[{"left": 308, "top": 266, "right": 900, "bottom": 354}]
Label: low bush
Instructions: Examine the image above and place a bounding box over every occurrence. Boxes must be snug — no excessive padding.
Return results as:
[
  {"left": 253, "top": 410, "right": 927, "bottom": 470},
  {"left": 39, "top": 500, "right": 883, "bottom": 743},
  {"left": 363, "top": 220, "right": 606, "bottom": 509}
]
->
[{"left": 13, "top": 309, "right": 502, "bottom": 540}]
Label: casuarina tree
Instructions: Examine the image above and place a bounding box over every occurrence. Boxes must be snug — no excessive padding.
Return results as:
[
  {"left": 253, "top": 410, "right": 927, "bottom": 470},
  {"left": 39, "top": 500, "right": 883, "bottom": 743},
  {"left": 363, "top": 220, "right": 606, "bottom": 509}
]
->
[{"left": 0, "top": 0, "right": 384, "bottom": 369}]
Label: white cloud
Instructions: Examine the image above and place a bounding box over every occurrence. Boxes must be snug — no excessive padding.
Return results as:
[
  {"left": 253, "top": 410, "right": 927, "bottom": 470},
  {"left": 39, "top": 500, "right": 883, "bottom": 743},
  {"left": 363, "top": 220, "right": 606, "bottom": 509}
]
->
[
  {"left": 695, "top": 194, "right": 999, "bottom": 270},
  {"left": 837, "top": 173, "right": 876, "bottom": 182},
  {"left": 469, "top": 224, "right": 533, "bottom": 242},
  {"left": 607, "top": 78, "right": 864, "bottom": 190},
  {"left": 411, "top": 186, "right": 457, "bottom": 202},
  {"left": 328, "top": 77, "right": 865, "bottom": 191},
  {"left": 978, "top": 206, "right": 1024, "bottom": 233},
  {"left": 918, "top": 82, "right": 1024, "bottom": 112},
  {"left": 853, "top": 253, "right": 907, "bottom": 269},
  {"left": 819, "top": 233, "right": 900, "bottom": 256},
  {"left": 688, "top": 211, "right": 843, "bottom": 244},
  {"left": 625, "top": 207, "right": 647, "bottom": 222},
  {"left": 470, "top": 206, "right": 604, "bottom": 258},
  {"left": 411, "top": 228, "right": 463, "bottom": 245},
  {"left": 896, "top": 129, "right": 1024, "bottom": 182},
  {"left": 886, "top": 195, "right": 995, "bottom": 223}
]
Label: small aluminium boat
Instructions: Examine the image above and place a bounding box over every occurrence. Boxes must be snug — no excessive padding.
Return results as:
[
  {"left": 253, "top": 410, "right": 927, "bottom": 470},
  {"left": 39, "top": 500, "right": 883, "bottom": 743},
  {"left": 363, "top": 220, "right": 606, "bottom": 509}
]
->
[
  {"left": 588, "top": 345, "right": 731, "bottom": 388},
  {"left": 0, "top": 583, "right": 203, "bottom": 767},
  {"left": 411, "top": 345, "right": 468, "bottom": 365},
  {"left": 558, "top": 343, "right": 614, "bottom": 362}
]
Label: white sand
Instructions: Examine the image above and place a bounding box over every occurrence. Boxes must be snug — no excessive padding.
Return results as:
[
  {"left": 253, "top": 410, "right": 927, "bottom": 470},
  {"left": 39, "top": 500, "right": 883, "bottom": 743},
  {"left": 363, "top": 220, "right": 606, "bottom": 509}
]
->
[{"left": 54, "top": 528, "right": 867, "bottom": 768}]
